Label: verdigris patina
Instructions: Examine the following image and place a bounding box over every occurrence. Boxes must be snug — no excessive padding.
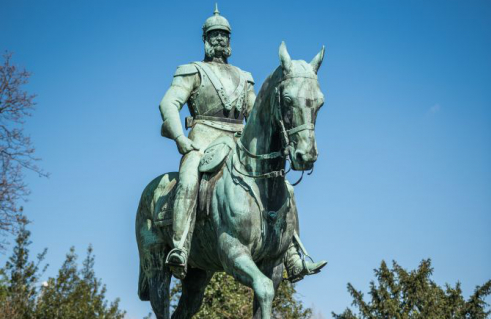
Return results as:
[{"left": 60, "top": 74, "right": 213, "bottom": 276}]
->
[{"left": 136, "top": 5, "right": 327, "bottom": 319}]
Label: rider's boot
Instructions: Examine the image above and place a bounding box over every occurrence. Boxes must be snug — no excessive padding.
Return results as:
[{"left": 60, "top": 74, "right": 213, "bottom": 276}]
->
[
  {"left": 165, "top": 198, "right": 196, "bottom": 279},
  {"left": 284, "top": 237, "right": 327, "bottom": 283}
]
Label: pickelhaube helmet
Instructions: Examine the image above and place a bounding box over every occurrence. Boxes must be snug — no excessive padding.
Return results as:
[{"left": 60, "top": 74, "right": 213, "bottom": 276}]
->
[{"left": 202, "top": 4, "right": 231, "bottom": 37}]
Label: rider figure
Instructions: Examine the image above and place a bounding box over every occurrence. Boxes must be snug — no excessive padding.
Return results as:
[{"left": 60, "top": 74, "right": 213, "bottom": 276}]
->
[{"left": 159, "top": 5, "right": 326, "bottom": 281}]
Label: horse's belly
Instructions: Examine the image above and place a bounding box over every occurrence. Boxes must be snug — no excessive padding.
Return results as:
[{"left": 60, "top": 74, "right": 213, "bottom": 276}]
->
[
  {"left": 258, "top": 216, "right": 294, "bottom": 260},
  {"left": 188, "top": 218, "right": 223, "bottom": 271}
]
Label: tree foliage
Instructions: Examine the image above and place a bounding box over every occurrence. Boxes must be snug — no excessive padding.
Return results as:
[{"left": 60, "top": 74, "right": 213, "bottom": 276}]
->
[
  {"left": 0, "top": 218, "right": 46, "bottom": 318},
  {"left": 170, "top": 271, "right": 312, "bottom": 319},
  {"left": 333, "top": 259, "right": 491, "bottom": 319},
  {"left": 0, "top": 220, "right": 126, "bottom": 319},
  {"left": 0, "top": 53, "right": 46, "bottom": 248},
  {"left": 273, "top": 274, "right": 313, "bottom": 319}
]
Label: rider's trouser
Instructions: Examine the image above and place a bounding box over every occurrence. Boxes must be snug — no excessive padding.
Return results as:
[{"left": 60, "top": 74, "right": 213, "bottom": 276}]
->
[
  {"left": 172, "top": 150, "right": 201, "bottom": 253},
  {"left": 171, "top": 122, "right": 239, "bottom": 255}
]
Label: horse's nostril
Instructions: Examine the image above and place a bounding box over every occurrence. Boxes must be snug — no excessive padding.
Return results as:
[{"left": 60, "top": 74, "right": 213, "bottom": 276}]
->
[
  {"left": 295, "top": 150, "right": 317, "bottom": 163},
  {"left": 295, "top": 151, "right": 305, "bottom": 162}
]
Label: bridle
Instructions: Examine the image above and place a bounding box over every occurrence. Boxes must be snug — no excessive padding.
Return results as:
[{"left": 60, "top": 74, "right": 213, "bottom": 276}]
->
[{"left": 233, "top": 74, "right": 317, "bottom": 185}]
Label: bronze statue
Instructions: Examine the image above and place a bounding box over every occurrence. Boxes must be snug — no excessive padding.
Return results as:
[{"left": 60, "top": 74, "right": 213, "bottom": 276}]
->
[{"left": 136, "top": 5, "right": 327, "bottom": 319}]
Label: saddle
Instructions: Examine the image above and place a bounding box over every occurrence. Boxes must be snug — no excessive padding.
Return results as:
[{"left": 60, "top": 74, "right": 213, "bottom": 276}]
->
[
  {"left": 198, "top": 136, "right": 235, "bottom": 173},
  {"left": 153, "top": 136, "right": 235, "bottom": 226}
]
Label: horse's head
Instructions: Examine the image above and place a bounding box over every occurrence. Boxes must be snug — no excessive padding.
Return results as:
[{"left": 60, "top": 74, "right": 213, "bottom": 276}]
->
[{"left": 276, "top": 42, "right": 325, "bottom": 171}]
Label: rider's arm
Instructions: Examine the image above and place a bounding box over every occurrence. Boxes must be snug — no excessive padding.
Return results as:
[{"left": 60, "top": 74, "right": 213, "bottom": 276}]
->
[
  {"left": 159, "top": 65, "right": 199, "bottom": 139},
  {"left": 243, "top": 72, "right": 256, "bottom": 120}
]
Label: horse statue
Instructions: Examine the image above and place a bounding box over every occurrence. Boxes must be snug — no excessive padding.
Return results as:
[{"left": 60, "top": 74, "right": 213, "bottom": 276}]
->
[{"left": 136, "top": 42, "right": 325, "bottom": 319}]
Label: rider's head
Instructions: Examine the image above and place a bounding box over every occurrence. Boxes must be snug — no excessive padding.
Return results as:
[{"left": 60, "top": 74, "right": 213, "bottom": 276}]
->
[{"left": 202, "top": 4, "right": 232, "bottom": 63}]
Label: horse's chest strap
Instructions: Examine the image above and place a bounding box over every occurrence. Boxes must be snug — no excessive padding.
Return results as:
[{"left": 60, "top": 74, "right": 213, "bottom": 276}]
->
[{"left": 265, "top": 197, "right": 290, "bottom": 224}]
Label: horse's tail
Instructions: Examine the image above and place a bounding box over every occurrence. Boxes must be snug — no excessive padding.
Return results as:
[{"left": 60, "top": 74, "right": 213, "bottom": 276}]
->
[
  {"left": 135, "top": 172, "right": 178, "bottom": 301},
  {"left": 138, "top": 262, "right": 150, "bottom": 301},
  {"left": 136, "top": 195, "right": 152, "bottom": 301}
]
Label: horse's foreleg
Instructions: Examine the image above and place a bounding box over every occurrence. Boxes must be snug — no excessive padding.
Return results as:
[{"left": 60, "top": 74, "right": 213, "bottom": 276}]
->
[
  {"left": 220, "top": 241, "right": 275, "bottom": 319},
  {"left": 232, "top": 254, "right": 275, "bottom": 319},
  {"left": 149, "top": 267, "right": 172, "bottom": 319},
  {"left": 253, "top": 261, "right": 284, "bottom": 319},
  {"left": 171, "top": 268, "right": 213, "bottom": 319}
]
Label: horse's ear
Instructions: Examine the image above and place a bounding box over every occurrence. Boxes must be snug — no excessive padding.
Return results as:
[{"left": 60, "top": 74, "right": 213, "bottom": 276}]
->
[
  {"left": 310, "top": 45, "right": 325, "bottom": 74},
  {"left": 279, "top": 41, "right": 292, "bottom": 73}
]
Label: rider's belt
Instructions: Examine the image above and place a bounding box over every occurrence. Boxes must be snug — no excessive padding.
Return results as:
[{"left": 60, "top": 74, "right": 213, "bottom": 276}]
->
[
  {"left": 195, "top": 115, "right": 243, "bottom": 124},
  {"left": 185, "top": 115, "right": 244, "bottom": 132}
]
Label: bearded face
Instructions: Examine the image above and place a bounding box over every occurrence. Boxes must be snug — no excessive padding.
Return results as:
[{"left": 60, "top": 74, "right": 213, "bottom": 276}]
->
[{"left": 204, "top": 30, "right": 232, "bottom": 61}]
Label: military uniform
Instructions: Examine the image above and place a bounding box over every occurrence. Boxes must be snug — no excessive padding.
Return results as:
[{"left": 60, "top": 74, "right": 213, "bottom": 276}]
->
[{"left": 160, "top": 61, "right": 256, "bottom": 267}]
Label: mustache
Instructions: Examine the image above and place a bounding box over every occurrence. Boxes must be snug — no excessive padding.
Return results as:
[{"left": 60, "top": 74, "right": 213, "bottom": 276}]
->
[
  {"left": 209, "top": 41, "right": 227, "bottom": 50},
  {"left": 204, "top": 40, "right": 232, "bottom": 59}
]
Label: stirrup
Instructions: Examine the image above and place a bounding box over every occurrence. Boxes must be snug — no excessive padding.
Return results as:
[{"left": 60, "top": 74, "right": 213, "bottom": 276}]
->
[{"left": 165, "top": 248, "right": 188, "bottom": 279}]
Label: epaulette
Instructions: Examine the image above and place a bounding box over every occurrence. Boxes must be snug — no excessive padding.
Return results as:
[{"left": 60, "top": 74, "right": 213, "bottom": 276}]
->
[
  {"left": 173, "top": 64, "right": 199, "bottom": 77},
  {"left": 243, "top": 71, "right": 254, "bottom": 84}
]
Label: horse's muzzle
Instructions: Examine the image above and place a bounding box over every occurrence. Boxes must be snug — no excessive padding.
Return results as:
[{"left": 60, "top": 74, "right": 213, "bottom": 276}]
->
[{"left": 291, "top": 150, "right": 317, "bottom": 171}]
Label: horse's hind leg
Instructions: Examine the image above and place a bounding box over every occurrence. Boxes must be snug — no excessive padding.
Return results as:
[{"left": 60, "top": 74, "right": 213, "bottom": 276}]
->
[
  {"left": 253, "top": 261, "right": 285, "bottom": 319},
  {"left": 149, "top": 267, "right": 172, "bottom": 319},
  {"left": 171, "top": 268, "right": 213, "bottom": 319}
]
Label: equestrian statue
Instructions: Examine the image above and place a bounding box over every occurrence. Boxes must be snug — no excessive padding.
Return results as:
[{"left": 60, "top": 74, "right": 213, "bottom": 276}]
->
[{"left": 136, "top": 6, "right": 327, "bottom": 319}]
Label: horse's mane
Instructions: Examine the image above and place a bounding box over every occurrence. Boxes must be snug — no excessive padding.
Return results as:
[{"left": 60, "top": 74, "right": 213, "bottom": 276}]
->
[
  {"left": 256, "top": 67, "right": 282, "bottom": 106},
  {"left": 245, "top": 67, "right": 282, "bottom": 125}
]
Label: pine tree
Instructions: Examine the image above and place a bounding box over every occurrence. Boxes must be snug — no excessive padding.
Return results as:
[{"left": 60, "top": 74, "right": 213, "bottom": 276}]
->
[
  {"left": 35, "top": 246, "right": 125, "bottom": 319},
  {"left": 333, "top": 259, "right": 491, "bottom": 319},
  {"left": 0, "top": 218, "right": 46, "bottom": 319},
  {"left": 0, "top": 221, "right": 126, "bottom": 319}
]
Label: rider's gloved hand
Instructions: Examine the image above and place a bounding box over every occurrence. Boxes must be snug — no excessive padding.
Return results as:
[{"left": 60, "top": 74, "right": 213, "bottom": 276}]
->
[{"left": 175, "top": 135, "right": 200, "bottom": 155}]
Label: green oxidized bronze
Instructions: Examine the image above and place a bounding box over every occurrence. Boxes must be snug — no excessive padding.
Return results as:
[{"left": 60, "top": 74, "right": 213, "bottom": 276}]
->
[{"left": 136, "top": 5, "right": 327, "bottom": 319}]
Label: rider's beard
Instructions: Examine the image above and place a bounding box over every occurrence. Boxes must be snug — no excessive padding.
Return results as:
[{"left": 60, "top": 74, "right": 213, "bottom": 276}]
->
[{"left": 204, "top": 40, "right": 232, "bottom": 62}]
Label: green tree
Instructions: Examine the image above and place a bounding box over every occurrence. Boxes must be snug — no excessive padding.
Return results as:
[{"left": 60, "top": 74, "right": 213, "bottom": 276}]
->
[
  {"left": 35, "top": 246, "right": 125, "bottom": 319},
  {"left": 0, "top": 221, "right": 126, "bottom": 319},
  {"left": 0, "top": 218, "right": 46, "bottom": 319},
  {"left": 274, "top": 275, "right": 313, "bottom": 319},
  {"left": 333, "top": 259, "right": 491, "bottom": 319},
  {"left": 171, "top": 271, "right": 312, "bottom": 319}
]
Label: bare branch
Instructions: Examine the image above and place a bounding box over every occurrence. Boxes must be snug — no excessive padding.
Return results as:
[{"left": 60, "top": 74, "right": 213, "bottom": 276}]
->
[{"left": 0, "top": 52, "right": 47, "bottom": 249}]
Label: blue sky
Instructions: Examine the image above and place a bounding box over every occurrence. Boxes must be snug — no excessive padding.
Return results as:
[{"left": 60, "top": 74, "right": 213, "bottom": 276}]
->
[{"left": 1, "top": 0, "right": 490, "bottom": 318}]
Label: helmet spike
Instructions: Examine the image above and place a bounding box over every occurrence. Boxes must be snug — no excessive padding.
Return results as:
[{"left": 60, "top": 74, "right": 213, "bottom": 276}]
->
[{"left": 202, "top": 4, "right": 231, "bottom": 35}]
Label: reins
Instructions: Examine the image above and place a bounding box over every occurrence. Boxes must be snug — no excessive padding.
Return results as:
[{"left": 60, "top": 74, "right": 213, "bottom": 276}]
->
[{"left": 232, "top": 75, "right": 316, "bottom": 185}]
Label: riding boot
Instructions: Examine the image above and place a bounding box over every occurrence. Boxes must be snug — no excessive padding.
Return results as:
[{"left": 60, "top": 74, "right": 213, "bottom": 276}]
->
[
  {"left": 284, "top": 240, "right": 327, "bottom": 283},
  {"left": 166, "top": 198, "right": 196, "bottom": 279}
]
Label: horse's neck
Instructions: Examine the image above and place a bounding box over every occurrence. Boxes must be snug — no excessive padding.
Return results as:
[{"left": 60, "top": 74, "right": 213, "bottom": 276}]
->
[
  {"left": 241, "top": 69, "right": 282, "bottom": 159},
  {"left": 239, "top": 72, "right": 288, "bottom": 210}
]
